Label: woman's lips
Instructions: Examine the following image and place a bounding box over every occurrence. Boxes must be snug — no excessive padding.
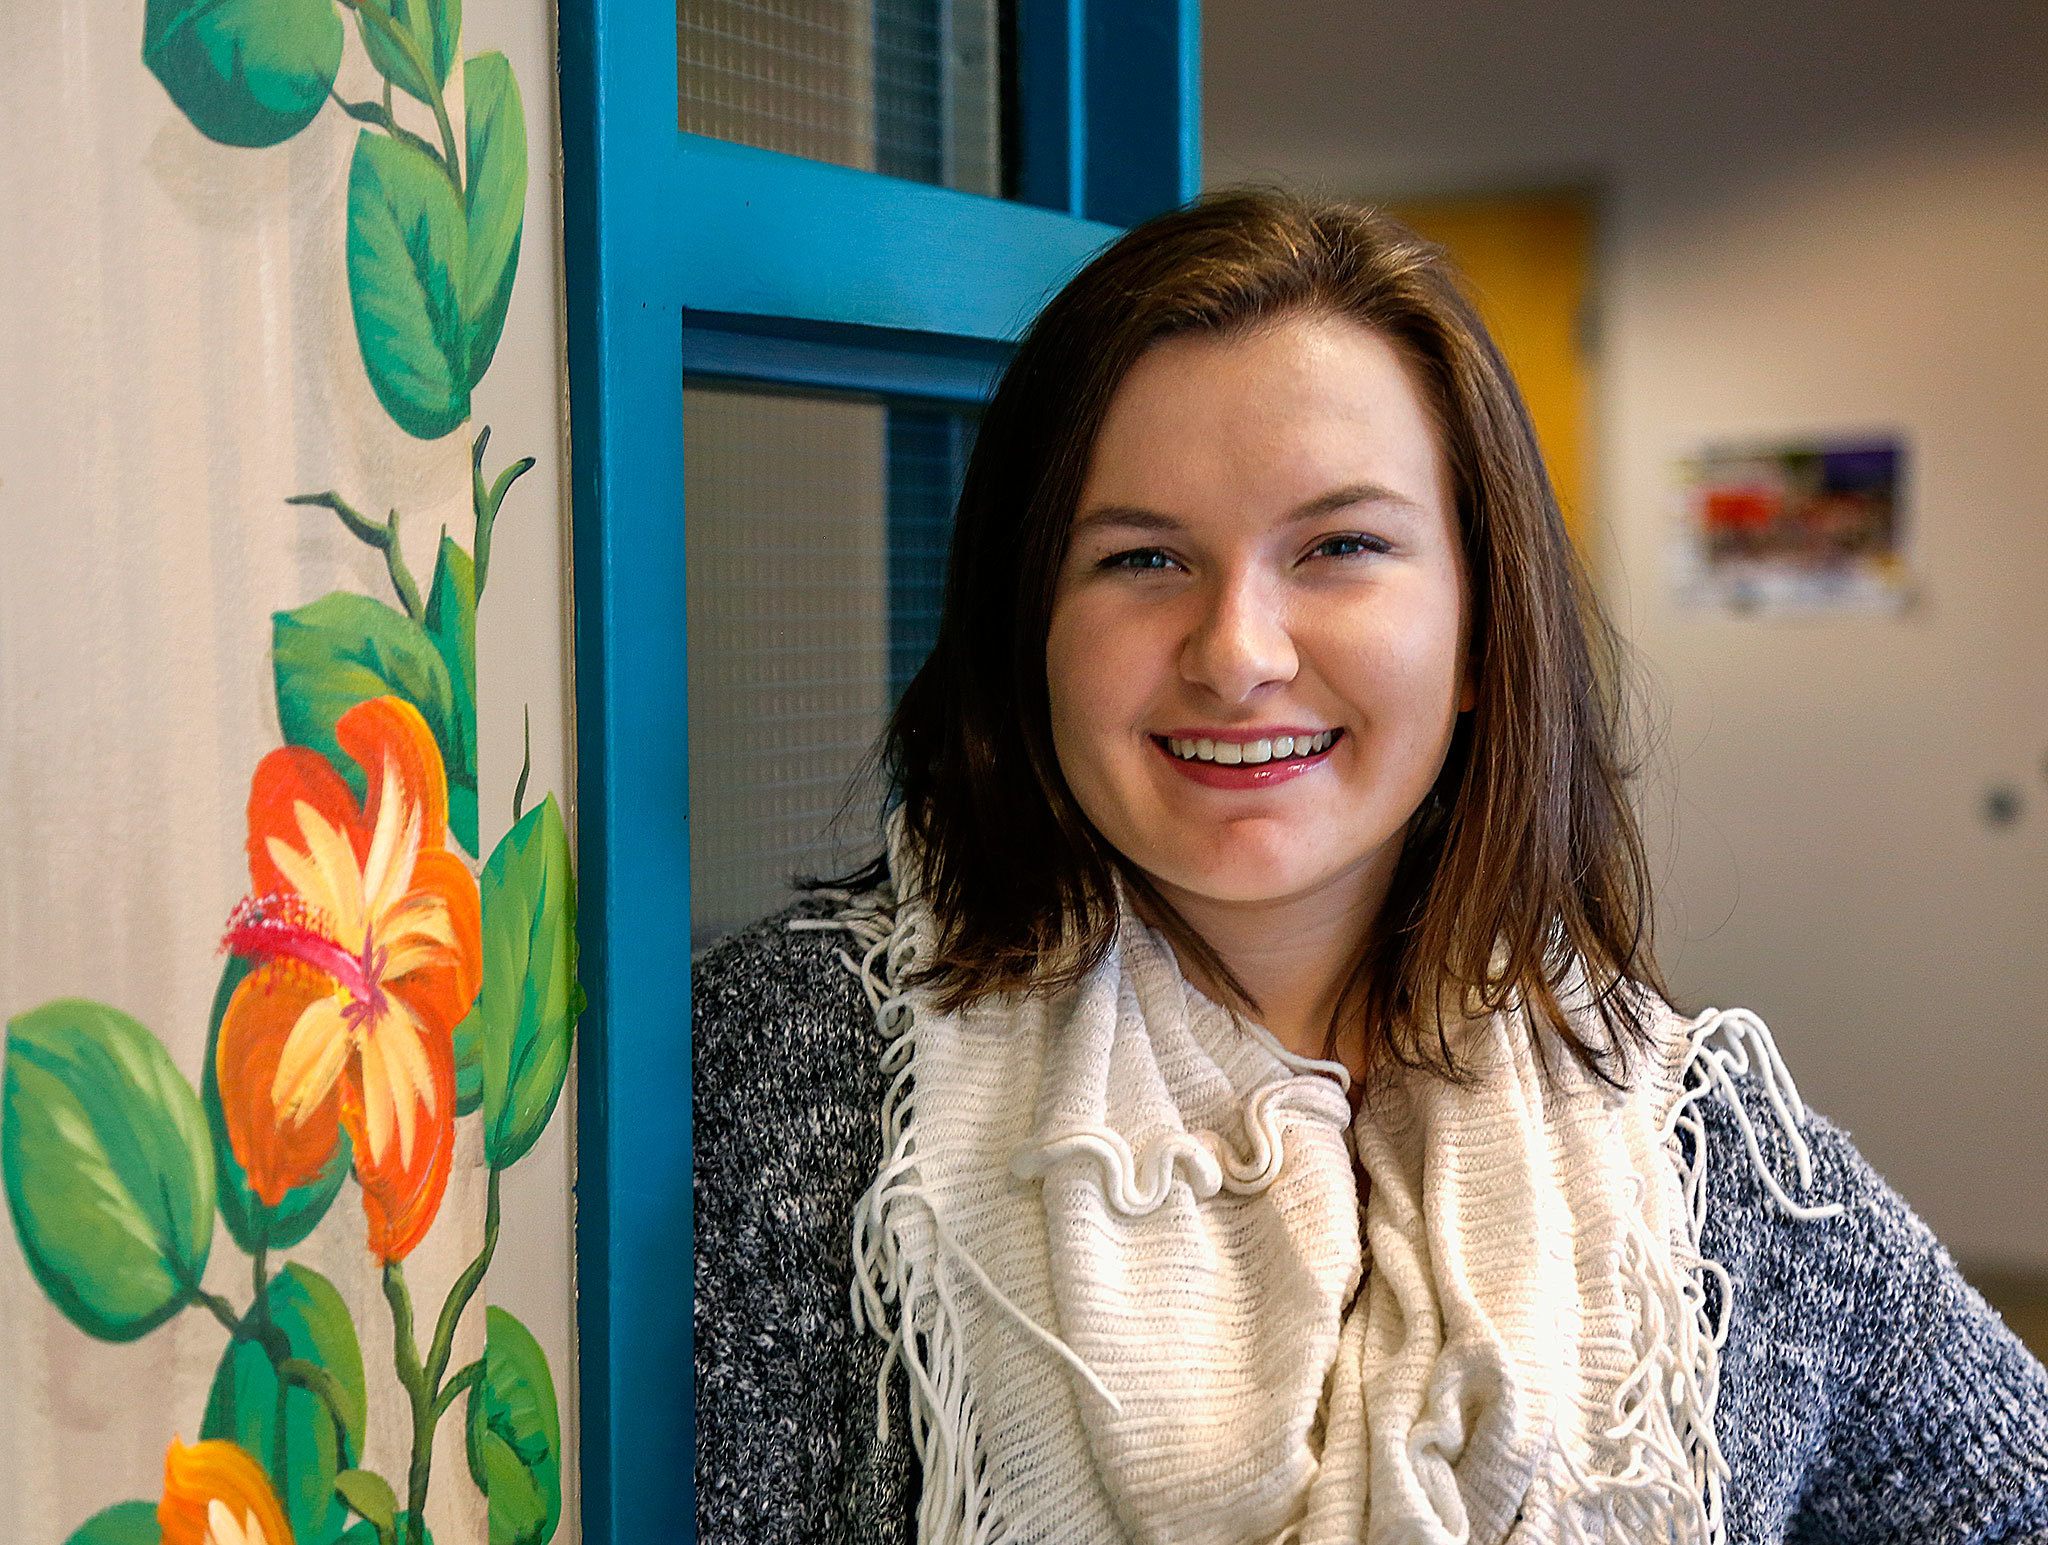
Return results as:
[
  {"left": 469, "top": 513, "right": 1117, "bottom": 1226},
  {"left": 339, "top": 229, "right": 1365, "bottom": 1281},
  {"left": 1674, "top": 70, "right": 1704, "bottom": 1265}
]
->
[{"left": 1149, "top": 730, "right": 1342, "bottom": 790}]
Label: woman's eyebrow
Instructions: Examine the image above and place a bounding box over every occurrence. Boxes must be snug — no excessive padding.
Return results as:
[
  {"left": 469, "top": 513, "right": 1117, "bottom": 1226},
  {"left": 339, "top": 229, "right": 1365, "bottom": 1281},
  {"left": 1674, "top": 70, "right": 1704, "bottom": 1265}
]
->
[{"left": 1071, "top": 482, "right": 1422, "bottom": 537}]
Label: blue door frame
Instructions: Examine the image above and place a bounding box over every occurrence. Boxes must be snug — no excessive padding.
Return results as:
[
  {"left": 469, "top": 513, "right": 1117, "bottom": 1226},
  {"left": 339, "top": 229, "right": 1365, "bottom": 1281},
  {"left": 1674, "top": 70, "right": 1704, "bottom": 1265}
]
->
[{"left": 557, "top": 5, "right": 1198, "bottom": 1538}]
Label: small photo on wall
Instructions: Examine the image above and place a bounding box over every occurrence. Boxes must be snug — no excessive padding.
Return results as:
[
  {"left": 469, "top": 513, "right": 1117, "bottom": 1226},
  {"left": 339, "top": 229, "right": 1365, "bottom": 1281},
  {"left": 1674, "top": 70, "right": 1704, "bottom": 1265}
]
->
[{"left": 1669, "top": 435, "right": 1913, "bottom": 615}]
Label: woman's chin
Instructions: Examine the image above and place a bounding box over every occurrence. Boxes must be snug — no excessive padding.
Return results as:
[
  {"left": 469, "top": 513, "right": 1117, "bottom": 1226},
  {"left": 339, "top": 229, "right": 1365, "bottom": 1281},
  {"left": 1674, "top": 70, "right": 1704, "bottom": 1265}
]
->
[{"left": 1145, "top": 853, "right": 1344, "bottom": 911}]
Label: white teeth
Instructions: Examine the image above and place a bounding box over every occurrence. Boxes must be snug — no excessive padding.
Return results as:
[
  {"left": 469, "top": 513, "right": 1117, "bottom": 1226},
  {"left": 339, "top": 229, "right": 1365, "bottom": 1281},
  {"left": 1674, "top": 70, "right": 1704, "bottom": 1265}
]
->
[{"left": 1164, "top": 730, "right": 1337, "bottom": 764}]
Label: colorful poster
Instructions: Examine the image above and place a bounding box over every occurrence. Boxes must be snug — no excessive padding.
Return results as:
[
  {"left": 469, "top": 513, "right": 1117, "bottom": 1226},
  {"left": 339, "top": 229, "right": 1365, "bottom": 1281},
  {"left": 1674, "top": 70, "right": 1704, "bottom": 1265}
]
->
[{"left": 1670, "top": 436, "right": 1913, "bottom": 614}]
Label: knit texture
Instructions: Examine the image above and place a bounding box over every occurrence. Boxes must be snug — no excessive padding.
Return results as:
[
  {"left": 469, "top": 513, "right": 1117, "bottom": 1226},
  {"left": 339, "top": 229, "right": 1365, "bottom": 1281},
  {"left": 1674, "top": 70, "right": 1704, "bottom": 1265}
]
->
[
  {"left": 830, "top": 848, "right": 1764, "bottom": 1545},
  {"left": 693, "top": 901, "right": 2048, "bottom": 1543}
]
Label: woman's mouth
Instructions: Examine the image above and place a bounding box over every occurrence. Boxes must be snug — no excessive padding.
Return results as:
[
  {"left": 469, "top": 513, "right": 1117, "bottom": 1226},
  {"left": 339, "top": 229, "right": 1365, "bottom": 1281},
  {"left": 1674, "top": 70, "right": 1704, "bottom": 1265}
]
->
[{"left": 1149, "top": 728, "right": 1344, "bottom": 789}]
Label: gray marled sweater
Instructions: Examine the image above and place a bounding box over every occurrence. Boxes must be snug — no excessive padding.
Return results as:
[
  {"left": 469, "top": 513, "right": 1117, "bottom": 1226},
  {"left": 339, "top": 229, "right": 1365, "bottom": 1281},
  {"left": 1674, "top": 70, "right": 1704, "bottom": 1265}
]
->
[{"left": 694, "top": 899, "right": 2048, "bottom": 1542}]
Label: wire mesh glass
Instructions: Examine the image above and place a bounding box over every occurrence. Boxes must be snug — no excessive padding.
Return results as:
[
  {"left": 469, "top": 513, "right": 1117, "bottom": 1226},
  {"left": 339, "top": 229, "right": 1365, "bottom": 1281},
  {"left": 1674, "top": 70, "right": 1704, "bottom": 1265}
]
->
[
  {"left": 685, "top": 382, "right": 975, "bottom": 946},
  {"left": 678, "top": 0, "right": 1004, "bottom": 195}
]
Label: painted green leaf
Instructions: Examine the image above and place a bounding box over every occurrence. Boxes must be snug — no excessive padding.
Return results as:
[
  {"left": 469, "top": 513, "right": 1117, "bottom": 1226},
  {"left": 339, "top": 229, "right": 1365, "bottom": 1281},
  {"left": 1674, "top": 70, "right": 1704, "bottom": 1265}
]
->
[
  {"left": 201, "top": 1262, "right": 367, "bottom": 1545},
  {"left": 61, "top": 1500, "right": 159, "bottom": 1545},
  {"left": 341, "top": 1515, "right": 434, "bottom": 1545},
  {"left": 429, "top": 0, "right": 461, "bottom": 83},
  {"left": 462, "top": 51, "right": 527, "bottom": 389},
  {"left": 203, "top": 955, "right": 350, "bottom": 1253},
  {"left": 142, "top": 0, "right": 343, "bottom": 148},
  {"left": 336, "top": 1468, "right": 398, "bottom": 1534},
  {"left": 2, "top": 1001, "right": 214, "bottom": 1342},
  {"left": 424, "top": 535, "right": 480, "bottom": 856},
  {"left": 354, "top": 0, "right": 460, "bottom": 105},
  {"left": 452, "top": 1001, "right": 485, "bottom": 1117},
  {"left": 271, "top": 590, "right": 461, "bottom": 811},
  {"left": 347, "top": 129, "right": 471, "bottom": 441},
  {"left": 478, "top": 796, "right": 582, "bottom": 1168},
  {"left": 466, "top": 1306, "right": 562, "bottom": 1545}
]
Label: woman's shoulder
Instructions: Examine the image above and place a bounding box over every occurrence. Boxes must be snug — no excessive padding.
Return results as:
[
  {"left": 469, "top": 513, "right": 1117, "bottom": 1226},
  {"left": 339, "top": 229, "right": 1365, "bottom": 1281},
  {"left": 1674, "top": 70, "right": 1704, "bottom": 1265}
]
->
[
  {"left": 1693, "top": 1063, "right": 2048, "bottom": 1541},
  {"left": 692, "top": 890, "right": 917, "bottom": 1541},
  {"left": 1691, "top": 1058, "right": 1982, "bottom": 1330},
  {"left": 691, "top": 891, "right": 882, "bottom": 1080},
  {"left": 1692, "top": 1063, "right": 1905, "bottom": 1234}
]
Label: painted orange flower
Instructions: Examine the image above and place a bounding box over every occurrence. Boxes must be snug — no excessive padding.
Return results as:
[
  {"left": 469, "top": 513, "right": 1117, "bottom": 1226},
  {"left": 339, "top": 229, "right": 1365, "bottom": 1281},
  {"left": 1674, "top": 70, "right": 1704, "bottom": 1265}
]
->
[
  {"left": 159, "top": 1437, "right": 294, "bottom": 1545},
  {"left": 219, "top": 695, "right": 481, "bottom": 1261}
]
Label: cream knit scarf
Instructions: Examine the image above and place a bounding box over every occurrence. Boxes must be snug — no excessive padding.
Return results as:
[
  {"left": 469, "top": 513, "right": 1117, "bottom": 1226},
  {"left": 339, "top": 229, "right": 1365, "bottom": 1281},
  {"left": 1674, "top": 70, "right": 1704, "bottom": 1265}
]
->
[{"left": 796, "top": 820, "right": 1845, "bottom": 1545}]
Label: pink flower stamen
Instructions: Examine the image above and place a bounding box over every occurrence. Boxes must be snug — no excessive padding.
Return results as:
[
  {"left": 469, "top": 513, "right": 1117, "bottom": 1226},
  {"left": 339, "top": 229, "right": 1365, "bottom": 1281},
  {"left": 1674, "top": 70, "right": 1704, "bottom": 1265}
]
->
[{"left": 222, "top": 893, "right": 388, "bottom": 1024}]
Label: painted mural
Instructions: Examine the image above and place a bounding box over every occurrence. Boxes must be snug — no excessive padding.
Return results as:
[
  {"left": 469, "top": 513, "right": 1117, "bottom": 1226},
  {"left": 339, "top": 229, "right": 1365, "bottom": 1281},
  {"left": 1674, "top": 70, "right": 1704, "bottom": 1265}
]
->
[{"left": 2, "top": 5, "right": 573, "bottom": 1545}]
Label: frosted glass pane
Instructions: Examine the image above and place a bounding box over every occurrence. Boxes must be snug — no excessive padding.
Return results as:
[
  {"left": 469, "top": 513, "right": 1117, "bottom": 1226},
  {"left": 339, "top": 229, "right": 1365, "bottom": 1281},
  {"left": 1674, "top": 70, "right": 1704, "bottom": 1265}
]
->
[
  {"left": 678, "top": 0, "right": 1004, "bottom": 195},
  {"left": 685, "top": 384, "right": 974, "bottom": 945}
]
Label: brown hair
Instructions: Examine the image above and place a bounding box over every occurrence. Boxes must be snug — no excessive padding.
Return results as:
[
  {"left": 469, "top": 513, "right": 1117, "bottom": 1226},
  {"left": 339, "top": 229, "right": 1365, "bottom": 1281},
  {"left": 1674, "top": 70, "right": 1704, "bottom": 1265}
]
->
[{"left": 817, "top": 186, "right": 1676, "bottom": 1097}]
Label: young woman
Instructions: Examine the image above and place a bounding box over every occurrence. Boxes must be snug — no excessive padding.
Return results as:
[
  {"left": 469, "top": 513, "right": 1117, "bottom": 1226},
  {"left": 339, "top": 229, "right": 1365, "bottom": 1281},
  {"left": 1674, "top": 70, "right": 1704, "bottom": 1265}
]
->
[{"left": 692, "top": 191, "right": 2048, "bottom": 1544}]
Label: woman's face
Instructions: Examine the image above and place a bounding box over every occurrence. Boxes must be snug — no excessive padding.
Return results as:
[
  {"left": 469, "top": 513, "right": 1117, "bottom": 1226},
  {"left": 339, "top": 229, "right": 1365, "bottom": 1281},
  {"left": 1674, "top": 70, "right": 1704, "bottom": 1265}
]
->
[{"left": 1045, "top": 311, "right": 1476, "bottom": 917}]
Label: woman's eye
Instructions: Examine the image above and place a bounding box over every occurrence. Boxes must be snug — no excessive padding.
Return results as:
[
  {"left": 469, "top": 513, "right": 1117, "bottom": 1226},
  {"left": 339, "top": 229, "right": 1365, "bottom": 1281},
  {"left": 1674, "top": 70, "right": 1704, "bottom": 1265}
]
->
[
  {"left": 1308, "top": 533, "right": 1389, "bottom": 561},
  {"left": 1098, "top": 547, "right": 1180, "bottom": 573}
]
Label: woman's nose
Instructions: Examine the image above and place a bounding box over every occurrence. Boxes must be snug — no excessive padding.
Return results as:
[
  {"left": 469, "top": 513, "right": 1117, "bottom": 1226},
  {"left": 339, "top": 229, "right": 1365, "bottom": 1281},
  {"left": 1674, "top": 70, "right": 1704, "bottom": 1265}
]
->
[{"left": 1178, "top": 572, "right": 1298, "bottom": 703}]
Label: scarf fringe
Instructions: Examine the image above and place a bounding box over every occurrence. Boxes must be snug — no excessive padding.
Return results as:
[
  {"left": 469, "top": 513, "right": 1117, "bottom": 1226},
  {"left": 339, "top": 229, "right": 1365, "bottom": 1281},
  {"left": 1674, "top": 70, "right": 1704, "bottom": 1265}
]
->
[
  {"left": 794, "top": 895, "right": 999, "bottom": 1545},
  {"left": 1549, "top": 1005, "right": 1848, "bottom": 1545},
  {"left": 799, "top": 893, "right": 1846, "bottom": 1545},
  {"left": 797, "top": 889, "right": 1122, "bottom": 1545}
]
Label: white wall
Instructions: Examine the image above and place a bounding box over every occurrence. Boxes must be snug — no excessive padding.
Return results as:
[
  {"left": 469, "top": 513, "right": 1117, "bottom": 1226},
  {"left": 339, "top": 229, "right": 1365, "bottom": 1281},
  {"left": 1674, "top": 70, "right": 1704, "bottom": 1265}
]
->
[{"left": 1205, "top": 0, "right": 2048, "bottom": 1266}]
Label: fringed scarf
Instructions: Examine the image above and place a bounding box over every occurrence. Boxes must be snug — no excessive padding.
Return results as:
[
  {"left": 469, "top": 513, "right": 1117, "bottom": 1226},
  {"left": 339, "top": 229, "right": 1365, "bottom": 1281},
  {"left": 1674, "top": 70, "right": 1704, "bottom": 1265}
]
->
[{"left": 794, "top": 819, "right": 1845, "bottom": 1545}]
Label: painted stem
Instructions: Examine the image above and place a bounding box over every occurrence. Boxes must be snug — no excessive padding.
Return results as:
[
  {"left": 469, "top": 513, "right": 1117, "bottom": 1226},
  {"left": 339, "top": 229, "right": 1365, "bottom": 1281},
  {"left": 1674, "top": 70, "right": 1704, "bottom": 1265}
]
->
[
  {"left": 471, "top": 424, "right": 536, "bottom": 599},
  {"left": 191, "top": 1284, "right": 244, "bottom": 1337},
  {"left": 513, "top": 707, "right": 532, "bottom": 822},
  {"left": 469, "top": 428, "right": 492, "bottom": 594},
  {"left": 382, "top": 1169, "right": 503, "bottom": 1545},
  {"left": 339, "top": 0, "right": 462, "bottom": 185},
  {"left": 433, "top": 1357, "right": 484, "bottom": 1420},
  {"left": 425, "top": 1167, "right": 502, "bottom": 1397},
  {"left": 252, "top": 1245, "right": 292, "bottom": 1487},
  {"left": 186, "top": 1267, "right": 289, "bottom": 1367},
  {"left": 280, "top": 1357, "right": 357, "bottom": 1446},
  {"left": 287, "top": 492, "right": 425, "bottom": 621},
  {"left": 328, "top": 88, "right": 447, "bottom": 172},
  {"left": 383, "top": 1263, "right": 433, "bottom": 1545}
]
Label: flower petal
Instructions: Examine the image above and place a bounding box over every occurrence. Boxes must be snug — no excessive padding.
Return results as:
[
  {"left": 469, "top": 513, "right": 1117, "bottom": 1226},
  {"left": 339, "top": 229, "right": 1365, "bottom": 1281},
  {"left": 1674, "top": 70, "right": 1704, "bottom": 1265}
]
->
[
  {"left": 270, "top": 993, "right": 353, "bottom": 1128},
  {"left": 159, "top": 1436, "right": 294, "bottom": 1545},
  {"left": 361, "top": 762, "right": 425, "bottom": 927},
  {"left": 293, "top": 800, "right": 368, "bottom": 950},
  {"left": 336, "top": 696, "right": 447, "bottom": 858},
  {"left": 218, "top": 967, "right": 345, "bottom": 1207},
  {"left": 340, "top": 1003, "right": 455, "bottom": 1261},
  {"left": 246, "top": 746, "right": 366, "bottom": 902},
  {"left": 375, "top": 1003, "right": 438, "bottom": 1169},
  {"left": 384, "top": 847, "right": 483, "bottom": 1035}
]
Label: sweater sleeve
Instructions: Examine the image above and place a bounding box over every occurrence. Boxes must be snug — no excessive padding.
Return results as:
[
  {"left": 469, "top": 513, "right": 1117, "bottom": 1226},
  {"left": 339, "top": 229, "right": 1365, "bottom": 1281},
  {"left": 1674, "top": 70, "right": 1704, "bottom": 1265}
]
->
[
  {"left": 691, "top": 903, "right": 914, "bottom": 1545},
  {"left": 1700, "top": 1076, "right": 2048, "bottom": 1544}
]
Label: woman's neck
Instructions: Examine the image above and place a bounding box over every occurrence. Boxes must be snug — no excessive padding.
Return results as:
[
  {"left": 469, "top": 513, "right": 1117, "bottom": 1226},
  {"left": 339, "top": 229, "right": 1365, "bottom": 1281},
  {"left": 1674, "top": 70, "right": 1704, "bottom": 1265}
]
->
[{"left": 1147, "top": 844, "right": 1400, "bottom": 1082}]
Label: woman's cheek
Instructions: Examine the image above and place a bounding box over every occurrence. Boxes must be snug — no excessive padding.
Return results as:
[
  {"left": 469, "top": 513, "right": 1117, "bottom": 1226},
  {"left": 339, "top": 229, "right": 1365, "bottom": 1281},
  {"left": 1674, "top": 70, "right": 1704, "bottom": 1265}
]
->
[{"left": 1335, "top": 590, "right": 1463, "bottom": 710}]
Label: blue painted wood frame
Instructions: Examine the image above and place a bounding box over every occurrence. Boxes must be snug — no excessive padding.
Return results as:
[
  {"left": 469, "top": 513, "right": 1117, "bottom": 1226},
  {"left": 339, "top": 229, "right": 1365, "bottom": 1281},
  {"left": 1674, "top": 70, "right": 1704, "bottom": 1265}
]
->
[
  {"left": 680, "top": 313, "right": 1010, "bottom": 404},
  {"left": 558, "top": 2, "right": 1198, "bottom": 1541}
]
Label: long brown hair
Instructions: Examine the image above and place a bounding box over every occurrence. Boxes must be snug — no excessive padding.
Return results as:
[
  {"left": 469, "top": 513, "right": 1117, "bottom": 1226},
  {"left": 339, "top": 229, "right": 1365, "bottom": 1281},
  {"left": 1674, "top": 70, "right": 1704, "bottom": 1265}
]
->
[{"left": 816, "top": 186, "right": 1675, "bottom": 1097}]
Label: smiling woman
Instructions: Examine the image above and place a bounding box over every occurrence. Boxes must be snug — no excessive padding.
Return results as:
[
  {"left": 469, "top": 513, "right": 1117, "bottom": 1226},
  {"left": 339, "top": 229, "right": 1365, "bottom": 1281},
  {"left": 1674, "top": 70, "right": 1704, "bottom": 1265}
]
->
[
  {"left": 1045, "top": 315, "right": 1479, "bottom": 1087},
  {"left": 690, "top": 190, "right": 2048, "bottom": 1544}
]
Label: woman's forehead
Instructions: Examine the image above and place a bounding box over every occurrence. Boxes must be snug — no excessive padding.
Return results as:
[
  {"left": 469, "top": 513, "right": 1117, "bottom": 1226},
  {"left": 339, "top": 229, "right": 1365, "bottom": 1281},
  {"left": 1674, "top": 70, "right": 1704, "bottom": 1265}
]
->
[{"left": 1080, "top": 316, "right": 1453, "bottom": 521}]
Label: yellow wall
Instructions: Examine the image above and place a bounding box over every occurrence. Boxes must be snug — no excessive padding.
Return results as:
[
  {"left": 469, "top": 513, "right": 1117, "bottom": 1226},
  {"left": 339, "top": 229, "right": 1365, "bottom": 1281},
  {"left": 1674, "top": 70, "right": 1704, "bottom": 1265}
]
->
[{"left": 1384, "top": 193, "right": 1595, "bottom": 551}]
